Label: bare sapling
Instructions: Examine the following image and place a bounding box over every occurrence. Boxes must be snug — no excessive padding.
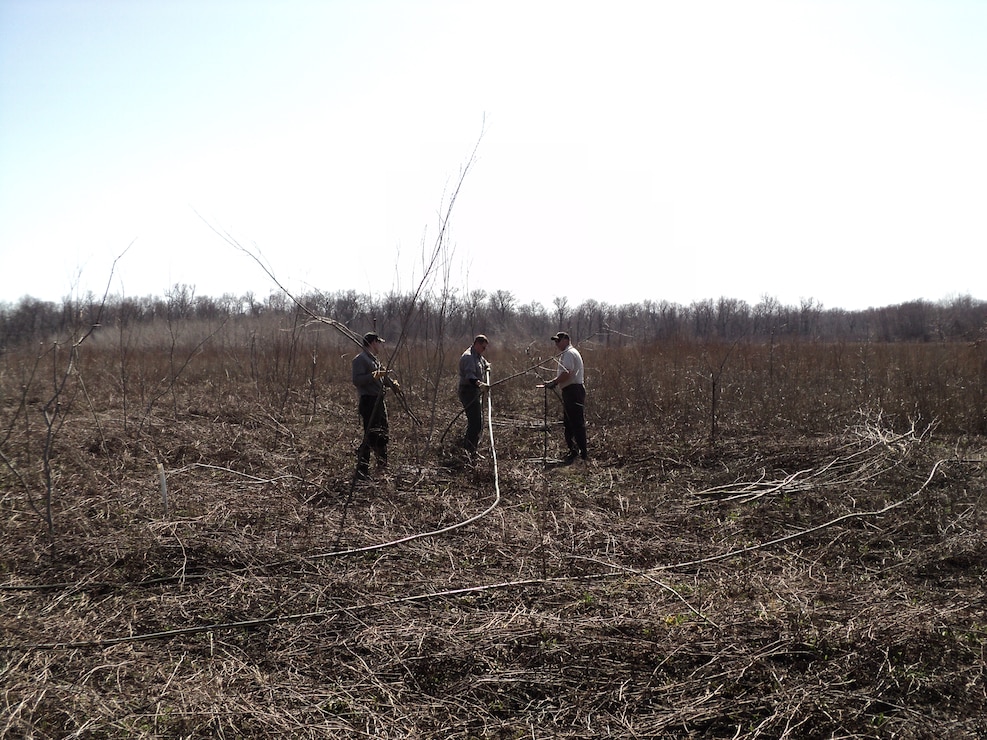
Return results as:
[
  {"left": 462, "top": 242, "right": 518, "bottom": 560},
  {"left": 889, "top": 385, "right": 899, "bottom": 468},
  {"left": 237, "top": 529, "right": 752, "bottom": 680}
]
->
[
  {"left": 196, "top": 127, "right": 485, "bottom": 552},
  {"left": 3, "top": 247, "right": 128, "bottom": 539},
  {"left": 198, "top": 125, "right": 484, "bottom": 459},
  {"left": 702, "top": 338, "right": 741, "bottom": 446}
]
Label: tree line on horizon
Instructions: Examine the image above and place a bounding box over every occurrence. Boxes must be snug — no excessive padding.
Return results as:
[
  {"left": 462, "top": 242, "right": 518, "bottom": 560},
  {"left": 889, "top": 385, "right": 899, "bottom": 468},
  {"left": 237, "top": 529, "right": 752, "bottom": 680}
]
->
[{"left": 2, "top": 286, "right": 985, "bottom": 350}]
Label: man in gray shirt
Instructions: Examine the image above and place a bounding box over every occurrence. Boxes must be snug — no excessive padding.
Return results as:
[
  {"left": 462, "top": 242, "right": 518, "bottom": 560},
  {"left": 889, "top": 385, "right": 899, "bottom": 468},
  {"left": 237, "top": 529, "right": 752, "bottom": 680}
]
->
[
  {"left": 352, "top": 332, "right": 398, "bottom": 479},
  {"left": 458, "top": 334, "right": 490, "bottom": 457}
]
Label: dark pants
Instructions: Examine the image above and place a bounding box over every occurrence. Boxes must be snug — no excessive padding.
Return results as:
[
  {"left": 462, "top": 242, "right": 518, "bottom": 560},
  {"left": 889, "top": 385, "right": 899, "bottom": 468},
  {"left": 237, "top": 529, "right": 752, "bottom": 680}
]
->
[
  {"left": 459, "top": 385, "right": 482, "bottom": 452},
  {"left": 357, "top": 394, "right": 388, "bottom": 474},
  {"left": 561, "top": 384, "right": 587, "bottom": 458}
]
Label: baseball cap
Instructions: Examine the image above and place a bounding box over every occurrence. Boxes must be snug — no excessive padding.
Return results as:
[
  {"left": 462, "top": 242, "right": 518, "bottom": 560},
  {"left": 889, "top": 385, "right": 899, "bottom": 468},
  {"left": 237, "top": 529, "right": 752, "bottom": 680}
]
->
[{"left": 363, "top": 332, "right": 385, "bottom": 345}]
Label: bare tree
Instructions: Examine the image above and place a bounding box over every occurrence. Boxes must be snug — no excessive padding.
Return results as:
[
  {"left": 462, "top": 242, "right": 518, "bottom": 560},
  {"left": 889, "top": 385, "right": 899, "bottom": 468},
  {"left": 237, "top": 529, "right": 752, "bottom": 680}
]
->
[
  {"left": 488, "top": 290, "right": 516, "bottom": 329},
  {"left": 464, "top": 289, "right": 487, "bottom": 338},
  {"left": 552, "top": 296, "right": 569, "bottom": 330},
  {"left": 0, "top": 245, "right": 131, "bottom": 539}
]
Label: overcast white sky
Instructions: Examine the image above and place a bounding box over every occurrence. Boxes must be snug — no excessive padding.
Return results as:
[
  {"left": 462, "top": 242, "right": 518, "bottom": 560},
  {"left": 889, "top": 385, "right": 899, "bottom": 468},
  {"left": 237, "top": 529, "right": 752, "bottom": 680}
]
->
[{"left": 1, "top": 0, "right": 985, "bottom": 311}]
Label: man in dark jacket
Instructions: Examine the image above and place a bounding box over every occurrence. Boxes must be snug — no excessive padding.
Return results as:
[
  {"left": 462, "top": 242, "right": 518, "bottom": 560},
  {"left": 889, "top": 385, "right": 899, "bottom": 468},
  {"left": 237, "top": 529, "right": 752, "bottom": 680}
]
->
[
  {"left": 458, "top": 334, "right": 490, "bottom": 456},
  {"left": 352, "top": 332, "right": 398, "bottom": 479}
]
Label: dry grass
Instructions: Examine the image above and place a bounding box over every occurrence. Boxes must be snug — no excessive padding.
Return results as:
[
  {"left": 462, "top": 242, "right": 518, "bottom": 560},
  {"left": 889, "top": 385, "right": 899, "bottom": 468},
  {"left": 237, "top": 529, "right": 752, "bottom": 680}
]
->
[{"left": 1, "top": 332, "right": 985, "bottom": 738}]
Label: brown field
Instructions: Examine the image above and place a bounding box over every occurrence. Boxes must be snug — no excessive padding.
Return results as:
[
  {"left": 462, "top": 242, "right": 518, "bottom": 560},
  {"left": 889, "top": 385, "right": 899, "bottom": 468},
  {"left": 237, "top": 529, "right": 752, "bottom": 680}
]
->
[{"left": 2, "top": 318, "right": 985, "bottom": 739}]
